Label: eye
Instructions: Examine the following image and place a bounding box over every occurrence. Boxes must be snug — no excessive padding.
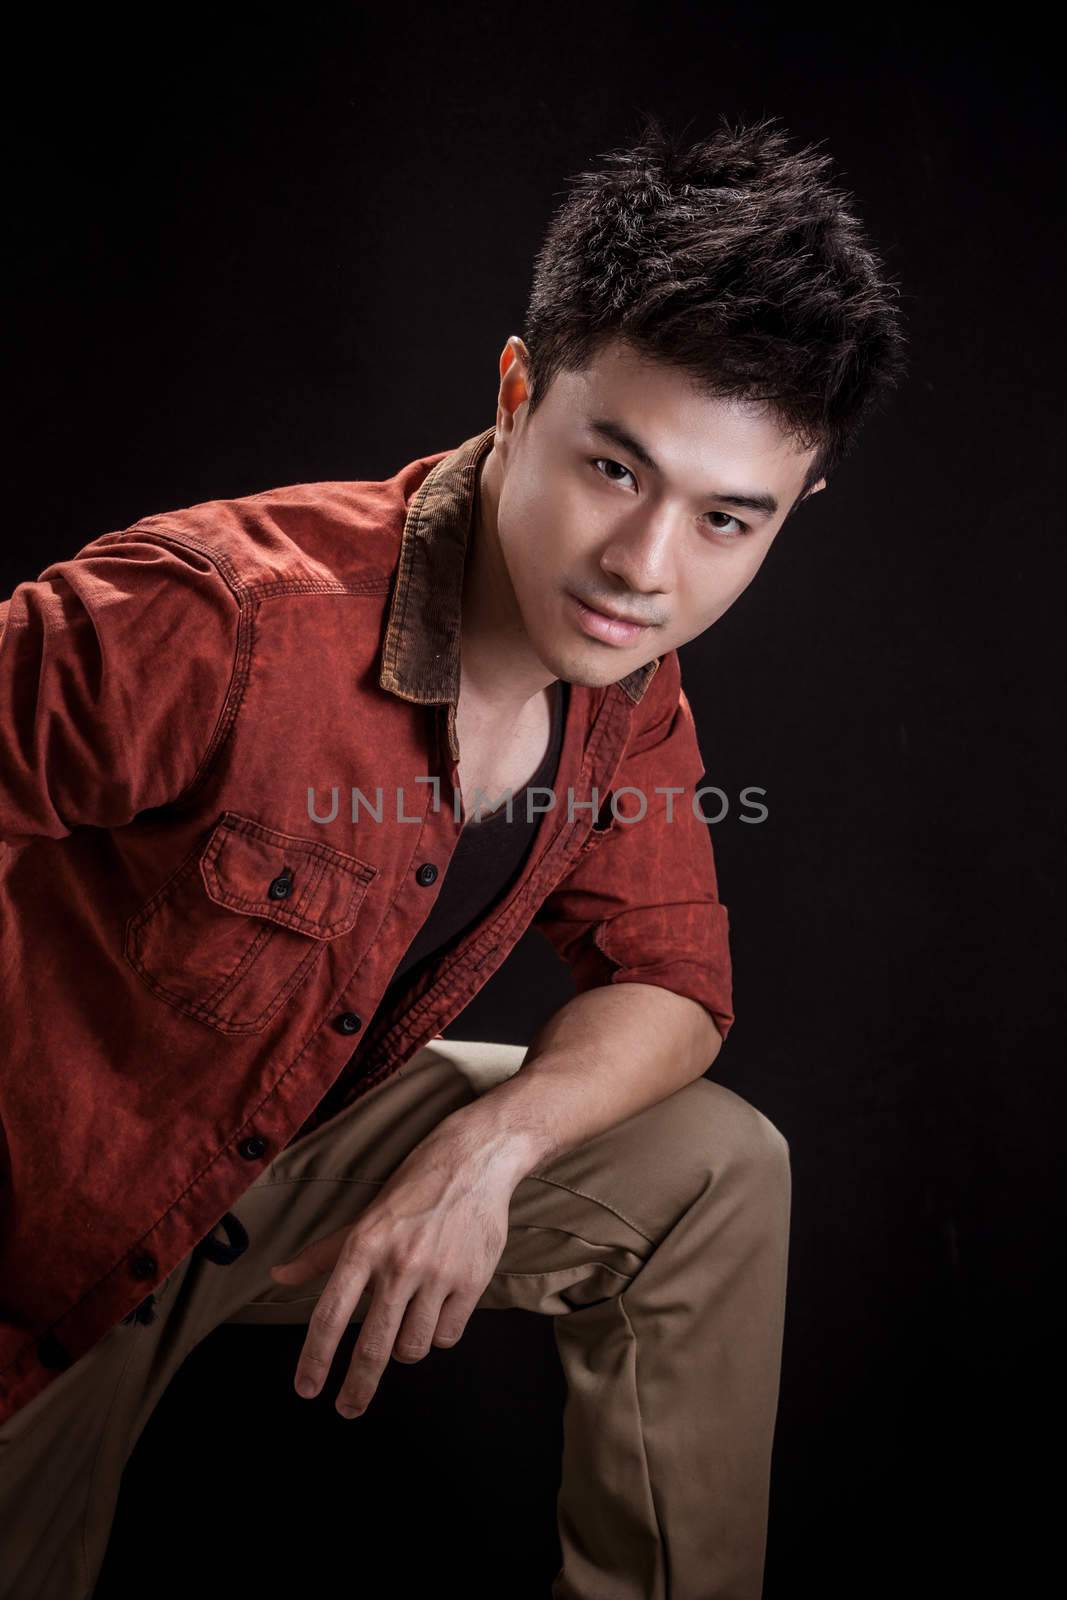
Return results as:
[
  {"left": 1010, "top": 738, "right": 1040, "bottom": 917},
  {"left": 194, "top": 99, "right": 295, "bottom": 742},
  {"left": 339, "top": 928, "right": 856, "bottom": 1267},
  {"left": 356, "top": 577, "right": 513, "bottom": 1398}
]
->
[
  {"left": 591, "top": 456, "right": 637, "bottom": 489},
  {"left": 705, "top": 511, "right": 751, "bottom": 538}
]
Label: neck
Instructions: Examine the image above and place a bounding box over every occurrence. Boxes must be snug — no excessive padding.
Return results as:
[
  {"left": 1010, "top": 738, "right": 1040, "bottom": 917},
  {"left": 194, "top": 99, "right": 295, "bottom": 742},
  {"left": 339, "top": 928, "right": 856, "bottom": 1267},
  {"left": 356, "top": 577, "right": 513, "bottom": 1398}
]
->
[{"left": 459, "top": 444, "right": 558, "bottom": 718}]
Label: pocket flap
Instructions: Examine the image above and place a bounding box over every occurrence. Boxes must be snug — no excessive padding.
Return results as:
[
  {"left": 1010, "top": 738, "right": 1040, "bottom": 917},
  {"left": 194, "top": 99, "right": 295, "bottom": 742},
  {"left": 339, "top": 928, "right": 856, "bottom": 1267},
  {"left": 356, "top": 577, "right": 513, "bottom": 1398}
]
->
[{"left": 199, "top": 812, "right": 378, "bottom": 940}]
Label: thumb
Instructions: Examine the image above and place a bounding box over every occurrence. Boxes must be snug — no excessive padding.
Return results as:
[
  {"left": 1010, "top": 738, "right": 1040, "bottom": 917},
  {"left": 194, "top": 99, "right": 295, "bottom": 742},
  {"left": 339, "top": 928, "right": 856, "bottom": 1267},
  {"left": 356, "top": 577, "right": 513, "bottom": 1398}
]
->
[
  {"left": 271, "top": 1249, "right": 316, "bottom": 1280},
  {"left": 271, "top": 1224, "right": 350, "bottom": 1280}
]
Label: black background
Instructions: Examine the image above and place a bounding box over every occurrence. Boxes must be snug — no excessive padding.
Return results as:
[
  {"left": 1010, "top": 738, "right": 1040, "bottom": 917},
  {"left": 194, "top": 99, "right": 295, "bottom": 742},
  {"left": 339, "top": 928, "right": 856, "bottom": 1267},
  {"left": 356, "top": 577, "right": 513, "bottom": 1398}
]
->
[{"left": 6, "top": 7, "right": 1061, "bottom": 1596}]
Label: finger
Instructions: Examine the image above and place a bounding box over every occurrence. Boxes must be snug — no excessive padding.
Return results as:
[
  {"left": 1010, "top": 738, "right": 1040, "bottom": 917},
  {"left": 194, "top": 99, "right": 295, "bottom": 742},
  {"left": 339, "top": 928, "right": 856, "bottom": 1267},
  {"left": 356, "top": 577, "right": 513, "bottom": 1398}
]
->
[
  {"left": 293, "top": 1252, "right": 372, "bottom": 1400},
  {"left": 336, "top": 1281, "right": 412, "bottom": 1417},
  {"left": 431, "top": 1288, "right": 480, "bottom": 1351},
  {"left": 391, "top": 1285, "right": 452, "bottom": 1364}
]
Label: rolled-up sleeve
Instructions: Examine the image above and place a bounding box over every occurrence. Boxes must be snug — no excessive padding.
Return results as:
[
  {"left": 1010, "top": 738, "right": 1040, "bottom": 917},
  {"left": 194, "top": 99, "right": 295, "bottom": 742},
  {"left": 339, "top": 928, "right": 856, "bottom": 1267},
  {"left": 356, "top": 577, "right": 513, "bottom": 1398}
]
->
[
  {"left": 0, "top": 528, "right": 240, "bottom": 846},
  {"left": 532, "top": 650, "right": 734, "bottom": 1044}
]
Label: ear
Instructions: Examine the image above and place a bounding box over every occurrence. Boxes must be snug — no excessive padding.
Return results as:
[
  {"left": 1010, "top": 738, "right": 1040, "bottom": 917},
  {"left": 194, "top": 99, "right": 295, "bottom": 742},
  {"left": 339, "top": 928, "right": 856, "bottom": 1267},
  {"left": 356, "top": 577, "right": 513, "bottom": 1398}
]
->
[
  {"left": 806, "top": 477, "right": 827, "bottom": 498},
  {"left": 497, "top": 336, "right": 530, "bottom": 420},
  {"left": 499, "top": 336, "right": 531, "bottom": 386}
]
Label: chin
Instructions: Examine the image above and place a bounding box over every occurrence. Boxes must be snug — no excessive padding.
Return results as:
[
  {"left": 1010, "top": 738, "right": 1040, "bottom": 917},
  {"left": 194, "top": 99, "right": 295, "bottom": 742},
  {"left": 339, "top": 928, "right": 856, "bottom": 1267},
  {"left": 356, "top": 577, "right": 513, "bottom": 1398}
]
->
[
  {"left": 528, "top": 600, "right": 641, "bottom": 689},
  {"left": 559, "top": 652, "right": 635, "bottom": 690}
]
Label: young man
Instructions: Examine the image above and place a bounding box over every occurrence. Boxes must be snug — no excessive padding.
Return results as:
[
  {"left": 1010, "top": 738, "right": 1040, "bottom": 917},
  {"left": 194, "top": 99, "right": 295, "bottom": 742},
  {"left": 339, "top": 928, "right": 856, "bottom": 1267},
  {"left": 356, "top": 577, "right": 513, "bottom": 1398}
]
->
[{"left": 0, "top": 114, "right": 905, "bottom": 1597}]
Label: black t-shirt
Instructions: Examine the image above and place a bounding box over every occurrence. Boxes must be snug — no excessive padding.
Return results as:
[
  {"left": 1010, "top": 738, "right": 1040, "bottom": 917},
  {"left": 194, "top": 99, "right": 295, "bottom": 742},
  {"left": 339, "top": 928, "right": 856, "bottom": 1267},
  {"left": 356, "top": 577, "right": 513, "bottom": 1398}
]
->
[
  {"left": 309, "top": 679, "right": 569, "bottom": 1126},
  {"left": 385, "top": 676, "right": 568, "bottom": 992}
]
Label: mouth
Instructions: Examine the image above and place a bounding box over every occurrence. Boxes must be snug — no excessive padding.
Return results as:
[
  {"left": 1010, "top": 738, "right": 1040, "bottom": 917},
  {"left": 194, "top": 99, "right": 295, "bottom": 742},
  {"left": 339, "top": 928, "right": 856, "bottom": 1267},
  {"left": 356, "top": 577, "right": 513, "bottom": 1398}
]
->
[{"left": 567, "top": 591, "right": 651, "bottom": 648}]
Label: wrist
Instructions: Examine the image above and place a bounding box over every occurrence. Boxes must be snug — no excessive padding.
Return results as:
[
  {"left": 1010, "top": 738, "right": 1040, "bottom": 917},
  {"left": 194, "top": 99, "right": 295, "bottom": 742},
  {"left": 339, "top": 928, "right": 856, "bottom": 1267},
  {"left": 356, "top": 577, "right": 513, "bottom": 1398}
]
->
[{"left": 434, "top": 1098, "right": 548, "bottom": 1190}]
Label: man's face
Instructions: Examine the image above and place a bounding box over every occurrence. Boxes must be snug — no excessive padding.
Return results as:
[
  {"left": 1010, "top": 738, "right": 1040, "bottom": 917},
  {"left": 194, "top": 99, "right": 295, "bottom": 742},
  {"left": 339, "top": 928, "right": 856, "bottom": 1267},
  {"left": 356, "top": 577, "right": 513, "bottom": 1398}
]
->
[{"left": 488, "top": 335, "right": 824, "bottom": 689}]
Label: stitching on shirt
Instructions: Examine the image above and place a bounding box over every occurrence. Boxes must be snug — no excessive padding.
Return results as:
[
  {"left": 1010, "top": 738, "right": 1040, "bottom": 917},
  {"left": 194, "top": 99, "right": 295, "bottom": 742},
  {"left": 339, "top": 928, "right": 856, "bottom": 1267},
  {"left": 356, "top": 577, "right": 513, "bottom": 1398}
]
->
[
  {"left": 122, "top": 524, "right": 251, "bottom": 600},
  {"left": 127, "top": 926, "right": 324, "bottom": 1033},
  {"left": 114, "top": 528, "right": 256, "bottom": 807},
  {"left": 245, "top": 578, "right": 393, "bottom": 600},
  {"left": 186, "top": 596, "right": 256, "bottom": 804},
  {"left": 199, "top": 815, "right": 377, "bottom": 938},
  {"left": 381, "top": 460, "right": 441, "bottom": 688}
]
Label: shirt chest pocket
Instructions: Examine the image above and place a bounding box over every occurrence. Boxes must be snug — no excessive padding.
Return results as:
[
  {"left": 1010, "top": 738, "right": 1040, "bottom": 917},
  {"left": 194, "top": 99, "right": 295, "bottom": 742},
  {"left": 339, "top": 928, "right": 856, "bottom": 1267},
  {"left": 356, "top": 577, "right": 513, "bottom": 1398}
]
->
[{"left": 124, "top": 811, "right": 379, "bottom": 1034}]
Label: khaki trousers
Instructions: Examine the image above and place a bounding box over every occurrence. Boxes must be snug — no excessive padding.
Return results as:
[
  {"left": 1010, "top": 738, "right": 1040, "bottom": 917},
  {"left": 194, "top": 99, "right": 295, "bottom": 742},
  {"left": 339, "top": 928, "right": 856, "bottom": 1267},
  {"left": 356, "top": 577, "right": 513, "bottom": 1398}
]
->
[{"left": 0, "top": 1038, "right": 791, "bottom": 1600}]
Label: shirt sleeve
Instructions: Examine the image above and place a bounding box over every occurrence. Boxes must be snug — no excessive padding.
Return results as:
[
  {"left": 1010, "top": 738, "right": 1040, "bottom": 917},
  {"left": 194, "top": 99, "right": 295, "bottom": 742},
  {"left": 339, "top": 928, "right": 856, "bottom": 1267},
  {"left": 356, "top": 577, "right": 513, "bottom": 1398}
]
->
[
  {"left": 0, "top": 527, "right": 241, "bottom": 847},
  {"left": 531, "top": 649, "right": 735, "bottom": 1044}
]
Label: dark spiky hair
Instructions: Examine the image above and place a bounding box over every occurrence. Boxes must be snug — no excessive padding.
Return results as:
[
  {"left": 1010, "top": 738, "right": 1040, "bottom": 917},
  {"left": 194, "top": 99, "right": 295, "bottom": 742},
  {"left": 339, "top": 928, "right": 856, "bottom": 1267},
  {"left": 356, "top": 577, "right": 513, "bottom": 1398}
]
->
[{"left": 521, "top": 112, "right": 908, "bottom": 500}]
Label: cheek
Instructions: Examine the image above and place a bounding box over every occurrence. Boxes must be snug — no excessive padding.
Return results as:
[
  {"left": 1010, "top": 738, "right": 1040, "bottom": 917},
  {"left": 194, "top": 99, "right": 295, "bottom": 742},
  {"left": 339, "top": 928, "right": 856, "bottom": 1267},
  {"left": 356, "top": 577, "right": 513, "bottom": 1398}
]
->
[
  {"left": 689, "top": 547, "right": 770, "bottom": 624},
  {"left": 499, "top": 473, "right": 571, "bottom": 576},
  {"left": 493, "top": 511, "right": 548, "bottom": 622},
  {"left": 734, "top": 542, "right": 776, "bottom": 596}
]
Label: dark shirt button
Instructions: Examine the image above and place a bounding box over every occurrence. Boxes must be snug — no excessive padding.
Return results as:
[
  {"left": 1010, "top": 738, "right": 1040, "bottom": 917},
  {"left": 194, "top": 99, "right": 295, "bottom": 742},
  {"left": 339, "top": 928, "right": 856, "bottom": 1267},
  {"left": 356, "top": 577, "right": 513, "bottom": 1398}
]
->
[
  {"left": 130, "top": 1253, "right": 157, "bottom": 1281},
  {"left": 416, "top": 863, "right": 438, "bottom": 886},
  {"left": 37, "top": 1332, "right": 72, "bottom": 1370},
  {"left": 239, "top": 1136, "right": 268, "bottom": 1160},
  {"left": 334, "top": 1012, "right": 363, "bottom": 1035},
  {"left": 268, "top": 872, "right": 293, "bottom": 900}
]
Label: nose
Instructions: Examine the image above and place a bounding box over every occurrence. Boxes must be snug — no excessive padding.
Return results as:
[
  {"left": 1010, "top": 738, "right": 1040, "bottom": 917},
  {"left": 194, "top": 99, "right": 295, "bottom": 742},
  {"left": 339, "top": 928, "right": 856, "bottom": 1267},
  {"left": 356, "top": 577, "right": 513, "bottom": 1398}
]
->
[{"left": 596, "top": 508, "right": 676, "bottom": 605}]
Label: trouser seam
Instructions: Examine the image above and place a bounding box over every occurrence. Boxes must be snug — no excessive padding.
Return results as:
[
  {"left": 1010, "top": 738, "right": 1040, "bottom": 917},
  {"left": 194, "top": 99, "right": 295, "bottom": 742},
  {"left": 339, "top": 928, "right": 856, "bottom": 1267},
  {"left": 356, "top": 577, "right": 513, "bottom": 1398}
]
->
[
  {"left": 493, "top": 1263, "right": 631, "bottom": 1281},
  {"left": 251, "top": 1174, "right": 384, "bottom": 1191},
  {"left": 523, "top": 1173, "right": 656, "bottom": 1244},
  {"left": 242, "top": 1262, "right": 634, "bottom": 1314},
  {"left": 618, "top": 1288, "right": 670, "bottom": 1596},
  {"left": 507, "top": 1221, "right": 645, "bottom": 1253},
  {"left": 254, "top": 1169, "right": 657, "bottom": 1244}
]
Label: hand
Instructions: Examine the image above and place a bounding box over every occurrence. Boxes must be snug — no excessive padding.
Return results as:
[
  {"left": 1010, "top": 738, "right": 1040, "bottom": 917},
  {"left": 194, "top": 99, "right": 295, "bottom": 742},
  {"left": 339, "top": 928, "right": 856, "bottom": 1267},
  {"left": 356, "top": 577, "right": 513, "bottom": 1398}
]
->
[{"left": 268, "top": 1120, "right": 517, "bottom": 1419}]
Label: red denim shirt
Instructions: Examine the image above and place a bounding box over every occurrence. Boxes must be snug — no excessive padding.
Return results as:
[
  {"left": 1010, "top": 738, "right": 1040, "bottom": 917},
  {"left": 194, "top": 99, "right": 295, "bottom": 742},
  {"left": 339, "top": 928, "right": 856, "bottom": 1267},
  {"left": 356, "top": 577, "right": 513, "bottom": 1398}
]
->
[{"left": 0, "top": 424, "right": 733, "bottom": 1424}]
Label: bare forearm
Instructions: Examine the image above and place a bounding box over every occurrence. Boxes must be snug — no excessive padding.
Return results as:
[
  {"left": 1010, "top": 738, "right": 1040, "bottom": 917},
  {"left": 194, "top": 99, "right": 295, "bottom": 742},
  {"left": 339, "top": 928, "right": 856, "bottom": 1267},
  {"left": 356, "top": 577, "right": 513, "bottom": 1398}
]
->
[{"left": 438, "top": 983, "right": 723, "bottom": 1188}]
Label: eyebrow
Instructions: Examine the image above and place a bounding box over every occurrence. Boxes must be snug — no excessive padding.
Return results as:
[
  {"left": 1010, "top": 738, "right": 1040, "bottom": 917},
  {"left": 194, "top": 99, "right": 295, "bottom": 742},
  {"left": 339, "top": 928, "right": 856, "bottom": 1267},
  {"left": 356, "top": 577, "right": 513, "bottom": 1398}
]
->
[{"left": 586, "top": 416, "right": 779, "bottom": 519}]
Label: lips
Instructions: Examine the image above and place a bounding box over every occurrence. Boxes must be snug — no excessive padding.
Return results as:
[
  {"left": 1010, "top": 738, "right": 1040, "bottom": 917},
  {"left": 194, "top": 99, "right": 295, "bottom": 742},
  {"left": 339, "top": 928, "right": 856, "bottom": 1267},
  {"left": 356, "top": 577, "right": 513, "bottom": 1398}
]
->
[
  {"left": 568, "top": 591, "right": 651, "bottom": 648},
  {"left": 574, "top": 596, "right": 646, "bottom": 626}
]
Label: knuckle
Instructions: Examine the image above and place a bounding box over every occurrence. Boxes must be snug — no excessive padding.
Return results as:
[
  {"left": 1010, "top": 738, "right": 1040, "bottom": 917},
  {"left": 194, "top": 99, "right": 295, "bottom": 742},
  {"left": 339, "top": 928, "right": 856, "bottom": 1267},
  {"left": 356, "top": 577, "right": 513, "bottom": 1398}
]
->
[
  {"left": 393, "top": 1342, "right": 429, "bottom": 1362},
  {"left": 393, "top": 1265, "right": 425, "bottom": 1295},
  {"left": 354, "top": 1337, "right": 388, "bottom": 1365},
  {"left": 376, "top": 1287, "right": 408, "bottom": 1314},
  {"left": 312, "top": 1300, "right": 347, "bottom": 1334}
]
